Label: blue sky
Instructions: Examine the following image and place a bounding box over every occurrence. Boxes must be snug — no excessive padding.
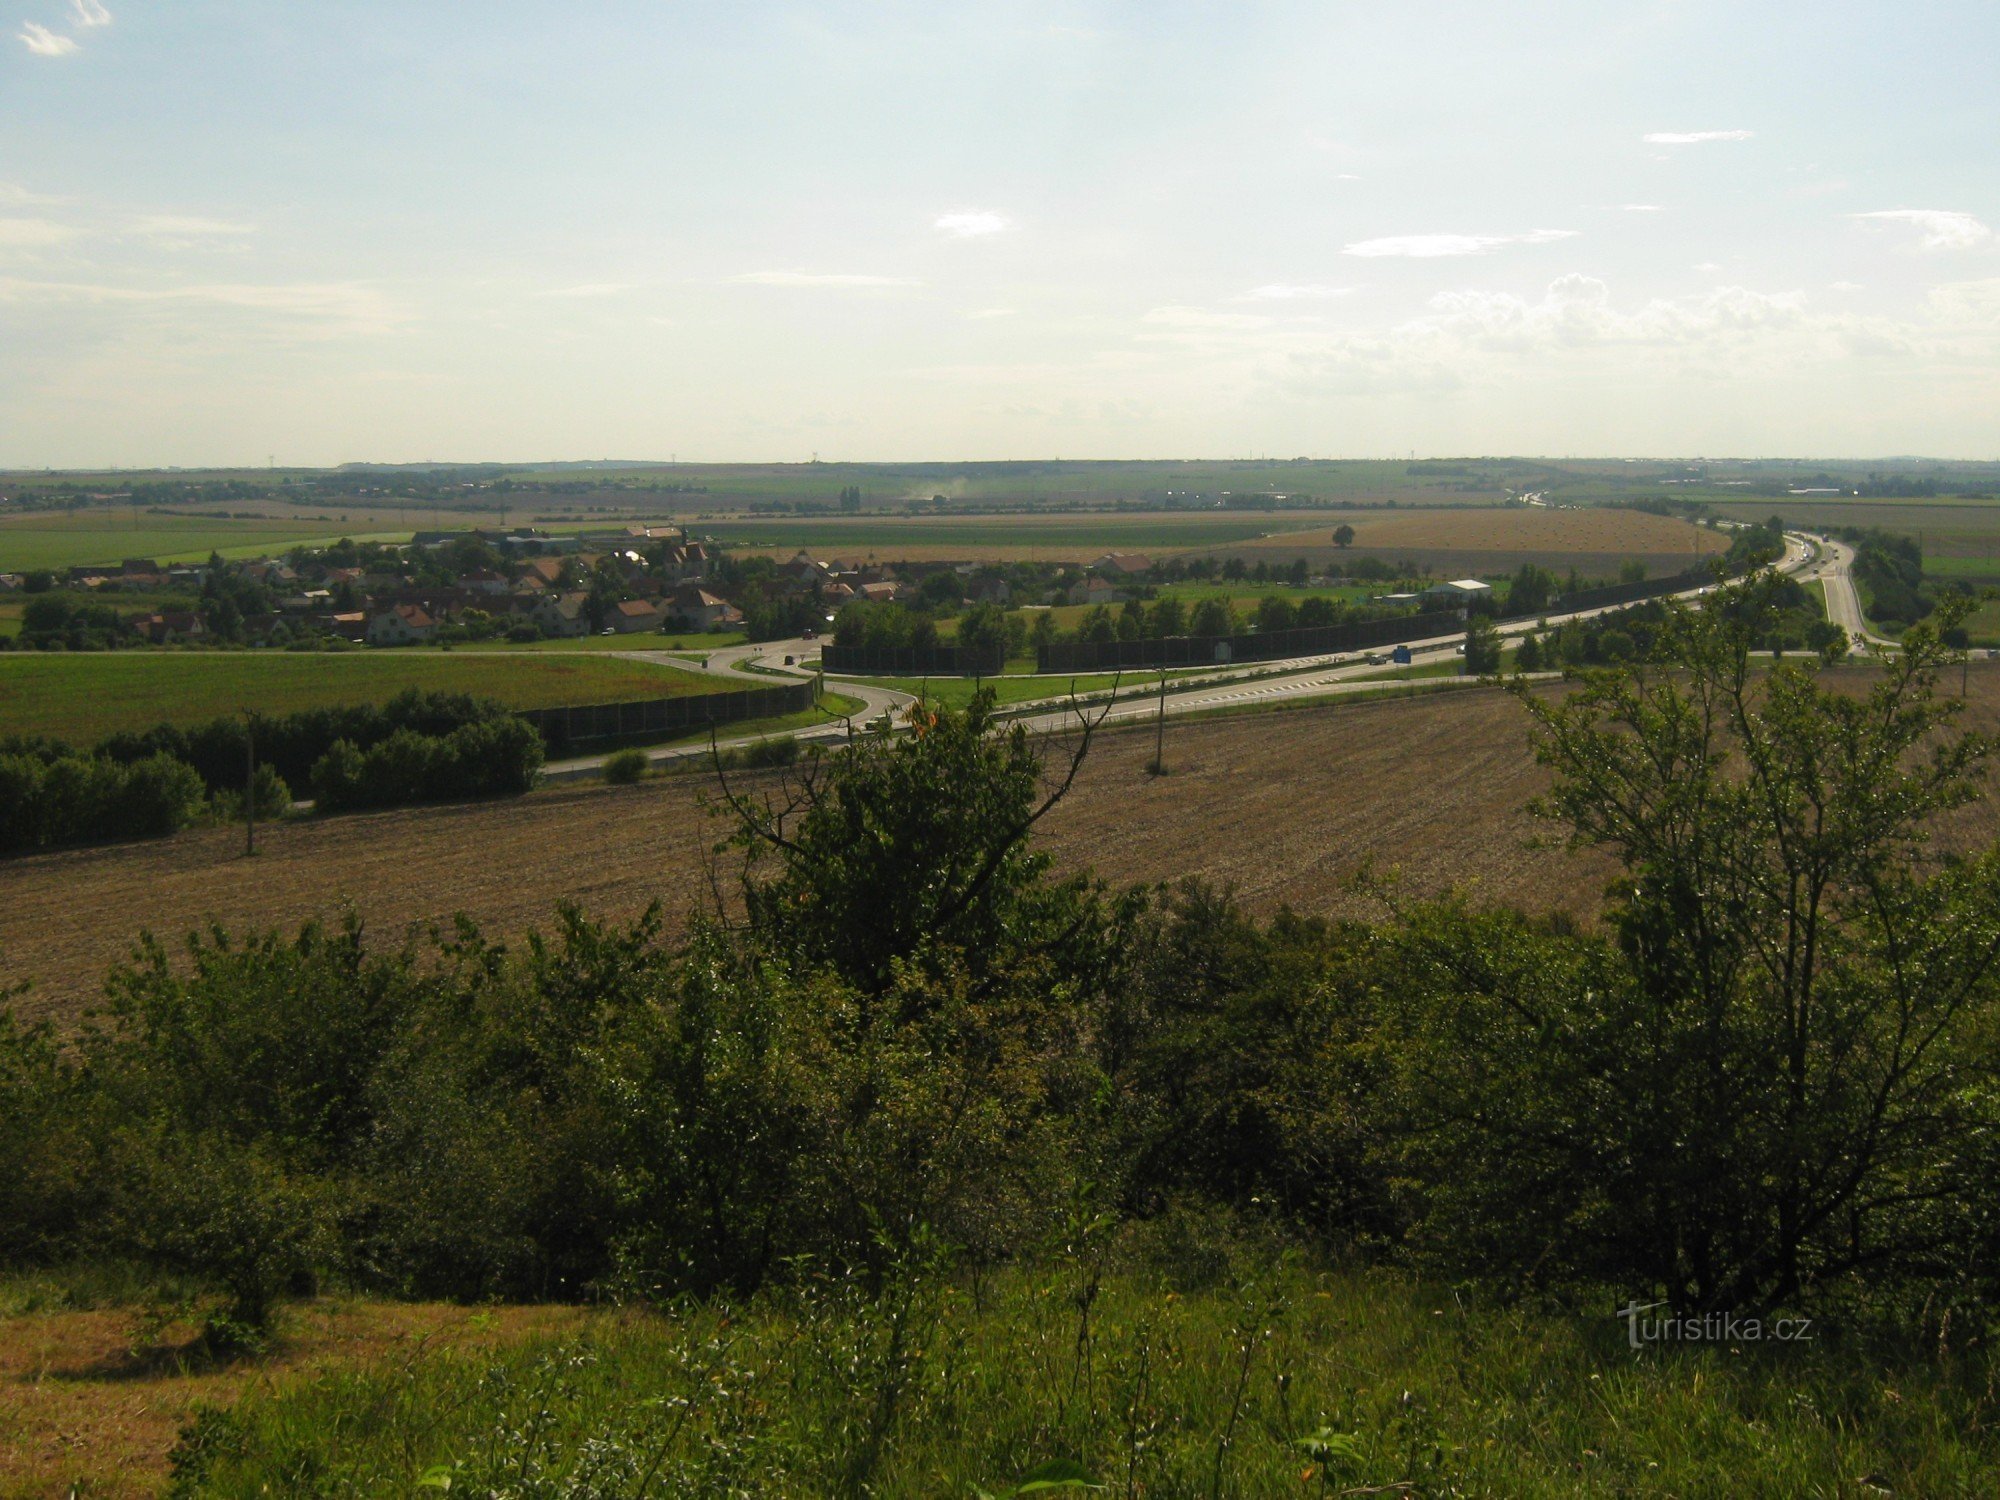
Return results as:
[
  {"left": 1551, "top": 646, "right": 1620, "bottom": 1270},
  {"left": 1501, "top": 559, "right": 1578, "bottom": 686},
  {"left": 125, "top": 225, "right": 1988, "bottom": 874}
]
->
[{"left": 2, "top": 1, "right": 1995, "bottom": 465}]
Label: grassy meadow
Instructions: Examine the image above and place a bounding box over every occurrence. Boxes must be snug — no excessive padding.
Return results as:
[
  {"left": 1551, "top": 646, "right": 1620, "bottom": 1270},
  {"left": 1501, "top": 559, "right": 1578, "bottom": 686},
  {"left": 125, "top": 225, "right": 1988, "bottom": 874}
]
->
[
  {"left": 0, "top": 513, "right": 419, "bottom": 575},
  {"left": 0, "top": 651, "right": 740, "bottom": 742},
  {"left": 142, "top": 1263, "right": 1994, "bottom": 1498}
]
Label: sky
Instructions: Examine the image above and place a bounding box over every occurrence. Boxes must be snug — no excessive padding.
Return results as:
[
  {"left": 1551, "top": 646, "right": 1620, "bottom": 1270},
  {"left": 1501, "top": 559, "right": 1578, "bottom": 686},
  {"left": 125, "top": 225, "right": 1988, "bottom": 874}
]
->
[{"left": 1, "top": 0, "right": 1996, "bottom": 467}]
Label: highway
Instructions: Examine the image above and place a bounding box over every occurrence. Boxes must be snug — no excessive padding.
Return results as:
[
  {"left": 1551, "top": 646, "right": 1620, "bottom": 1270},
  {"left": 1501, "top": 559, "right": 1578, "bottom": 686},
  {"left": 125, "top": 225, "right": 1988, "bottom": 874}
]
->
[
  {"left": 542, "top": 530, "right": 1828, "bottom": 778},
  {"left": 1799, "top": 533, "right": 1898, "bottom": 652}
]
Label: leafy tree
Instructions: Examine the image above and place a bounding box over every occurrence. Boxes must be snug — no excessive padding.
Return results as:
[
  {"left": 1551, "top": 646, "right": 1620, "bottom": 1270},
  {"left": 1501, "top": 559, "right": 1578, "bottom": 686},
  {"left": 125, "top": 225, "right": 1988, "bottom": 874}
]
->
[
  {"left": 1148, "top": 594, "right": 1187, "bottom": 637},
  {"left": 918, "top": 571, "right": 964, "bottom": 611},
  {"left": 1506, "top": 563, "right": 1556, "bottom": 616},
  {"left": 1255, "top": 595, "right": 1297, "bottom": 634},
  {"left": 1297, "top": 596, "right": 1338, "bottom": 629},
  {"left": 1332, "top": 524, "right": 1356, "bottom": 549},
  {"left": 957, "top": 601, "right": 1009, "bottom": 660},
  {"left": 1389, "top": 585, "right": 2000, "bottom": 1314},
  {"left": 719, "top": 691, "right": 1112, "bottom": 995},
  {"left": 1190, "top": 598, "right": 1235, "bottom": 638},
  {"left": 1462, "top": 615, "right": 1502, "bottom": 674}
]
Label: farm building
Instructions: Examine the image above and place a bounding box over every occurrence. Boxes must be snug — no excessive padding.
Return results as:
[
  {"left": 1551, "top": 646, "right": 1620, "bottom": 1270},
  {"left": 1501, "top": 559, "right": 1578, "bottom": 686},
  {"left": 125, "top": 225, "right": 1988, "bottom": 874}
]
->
[{"left": 1420, "top": 579, "right": 1494, "bottom": 608}]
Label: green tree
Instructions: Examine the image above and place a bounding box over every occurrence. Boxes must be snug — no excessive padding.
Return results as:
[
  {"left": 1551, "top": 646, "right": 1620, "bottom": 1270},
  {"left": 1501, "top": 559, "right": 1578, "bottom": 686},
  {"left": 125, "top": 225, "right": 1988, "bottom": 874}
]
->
[
  {"left": 1332, "top": 524, "right": 1355, "bottom": 549},
  {"left": 1389, "top": 586, "right": 2000, "bottom": 1314},
  {"left": 1255, "top": 595, "right": 1297, "bottom": 634},
  {"left": 1462, "top": 615, "right": 1502, "bottom": 674},
  {"left": 720, "top": 692, "right": 1110, "bottom": 995},
  {"left": 1190, "top": 598, "right": 1235, "bottom": 638},
  {"left": 1147, "top": 594, "right": 1187, "bottom": 637}
]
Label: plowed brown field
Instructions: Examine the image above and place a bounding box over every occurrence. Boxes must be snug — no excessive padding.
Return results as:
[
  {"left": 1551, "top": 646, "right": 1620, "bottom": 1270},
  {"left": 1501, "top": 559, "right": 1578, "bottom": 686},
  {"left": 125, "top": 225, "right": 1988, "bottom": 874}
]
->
[
  {"left": 1203, "top": 505, "right": 1727, "bottom": 577},
  {"left": 8, "top": 668, "right": 2000, "bottom": 1031}
]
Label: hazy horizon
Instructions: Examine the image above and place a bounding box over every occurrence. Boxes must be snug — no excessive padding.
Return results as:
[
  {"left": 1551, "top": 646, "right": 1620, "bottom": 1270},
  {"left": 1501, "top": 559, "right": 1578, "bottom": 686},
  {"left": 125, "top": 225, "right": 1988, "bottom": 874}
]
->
[{"left": 4, "top": 1, "right": 1995, "bottom": 467}]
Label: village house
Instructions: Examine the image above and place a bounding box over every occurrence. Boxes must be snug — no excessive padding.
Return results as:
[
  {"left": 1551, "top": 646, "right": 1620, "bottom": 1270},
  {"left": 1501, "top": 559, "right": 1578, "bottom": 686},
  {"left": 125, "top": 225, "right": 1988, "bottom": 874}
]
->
[
  {"left": 1067, "top": 577, "right": 1126, "bottom": 607},
  {"left": 134, "top": 611, "right": 207, "bottom": 644},
  {"left": 609, "top": 597, "right": 670, "bottom": 634},
  {"left": 529, "top": 591, "right": 591, "bottom": 639},
  {"left": 670, "top": 584, "right": 743, "bottom": 631},
  {"left": 1090, "top": 553, "right": 1154, "bottom": 579},
  {"left": 366, "top": 604, "right": 438, "bottom": 646}
]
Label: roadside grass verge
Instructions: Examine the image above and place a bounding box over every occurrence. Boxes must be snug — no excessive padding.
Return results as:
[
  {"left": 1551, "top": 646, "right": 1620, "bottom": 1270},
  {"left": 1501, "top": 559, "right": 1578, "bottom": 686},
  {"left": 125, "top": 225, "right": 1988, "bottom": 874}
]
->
[
  {"left": 163, "top": 1264, "right": 1995, "bottom": 1497},
  {"left": 558, "top": 693, "right": 868, "bottom": 776}
]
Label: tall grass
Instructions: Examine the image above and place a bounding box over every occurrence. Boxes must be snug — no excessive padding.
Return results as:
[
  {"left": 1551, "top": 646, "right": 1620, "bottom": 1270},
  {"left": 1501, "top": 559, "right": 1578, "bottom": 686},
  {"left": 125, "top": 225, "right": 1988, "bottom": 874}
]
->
[{"left": 170, "top": 1260, "right": 1996, "bottom": 1497}]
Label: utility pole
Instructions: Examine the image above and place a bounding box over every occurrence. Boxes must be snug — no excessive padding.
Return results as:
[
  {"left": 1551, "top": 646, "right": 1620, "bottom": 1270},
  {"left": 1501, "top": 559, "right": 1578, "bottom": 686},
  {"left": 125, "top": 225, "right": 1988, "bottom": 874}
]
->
[
  {"left": 1150, "top": 666, "right": 1168, "bottom": 775},
  {"left": 242, "top": 709, "right": 259, "bottom": 857}
]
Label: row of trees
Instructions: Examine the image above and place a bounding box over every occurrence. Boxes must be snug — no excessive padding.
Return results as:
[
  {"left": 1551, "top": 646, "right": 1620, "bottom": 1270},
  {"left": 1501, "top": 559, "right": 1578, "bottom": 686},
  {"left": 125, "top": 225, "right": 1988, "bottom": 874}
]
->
[
  {"left": 0, "top": 749, "right": 209, "bottom": 855},
  {"left": 4, "top": 584, "right": 1996, "bottom": 1337}
]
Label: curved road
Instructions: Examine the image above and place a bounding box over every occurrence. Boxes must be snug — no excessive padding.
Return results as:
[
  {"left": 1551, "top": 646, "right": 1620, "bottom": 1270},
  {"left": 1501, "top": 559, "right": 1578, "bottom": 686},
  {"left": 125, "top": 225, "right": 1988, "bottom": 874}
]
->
[{"left": 547, "top": 531, "right": 1828, "bottom": 775}]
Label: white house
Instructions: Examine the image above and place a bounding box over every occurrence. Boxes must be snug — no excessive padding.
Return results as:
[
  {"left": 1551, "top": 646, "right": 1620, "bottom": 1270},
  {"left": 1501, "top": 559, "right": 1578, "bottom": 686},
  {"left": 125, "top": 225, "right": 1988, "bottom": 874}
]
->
[{"left": 366, "top": 604, "right": 437, "bottom": 646}]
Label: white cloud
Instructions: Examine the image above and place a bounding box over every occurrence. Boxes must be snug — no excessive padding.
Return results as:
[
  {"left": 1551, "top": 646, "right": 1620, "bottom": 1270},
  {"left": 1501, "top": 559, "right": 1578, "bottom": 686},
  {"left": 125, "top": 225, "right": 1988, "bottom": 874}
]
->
[
  {"left": 0, "top": 217, "right": 79, "bottom": 248},
  {"left": 1621, "top": 204, "right": 1666, "bottom": 213},
  {"left": 1237, "top": 283, "right": 1352, "bottom": 301},
  {"left": 130, "top": 214, "right": 256, "bottom": 240},
  {"left": 1141, "top": 305, "right": 1271, "bottom": 330},
  {"left": 0, "top": 183, "right": 66, "bottom": 206},
  {"left": 1830, "top": 281, "right": 1864, "bottom": 292},
  {"left": 68, "top": 0, "right": 111, "bottom": 27},
  {"left": 1643, "top": 130, "right": 1754, "bottom": 144},
  {"left": 933, "top": 210, "right": 1010, "bottom": 238},
  {"left": 965, "top": 307, "right": 1016, "bottom": 319},
  {"left": 538, "top": 282, "right": 640, "bottom": 299},
  {"left": 1344, "top": 229, "right": 1576, "bottom": 258},
  {"left": 728, "top": 271, "right": 921, "bottom": 288},
  {"left": 1407, "top": 274, "right": 1808, "bottom": 353},
  {"left": 18, "top": 23, "right": 77, "bottom": 56},
  {"left": 1852, "top": 209, "right": 1992, "bottom": 251},
  {"left": 0, "top": 276, "right": 401, "bottom": 336}
]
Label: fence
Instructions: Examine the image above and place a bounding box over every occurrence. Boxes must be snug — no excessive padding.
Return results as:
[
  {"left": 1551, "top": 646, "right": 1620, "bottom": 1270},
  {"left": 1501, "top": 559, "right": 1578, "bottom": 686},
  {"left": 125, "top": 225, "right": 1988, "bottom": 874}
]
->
[
  {"left": 820, "top": 642, "right": 1008, "bottom": 677},
  {"left": 1036, "top": 609, "right": 1468, "bottom": 673},
  {"left": 519, "top": 681, "right": 818, "bottom": 754}
]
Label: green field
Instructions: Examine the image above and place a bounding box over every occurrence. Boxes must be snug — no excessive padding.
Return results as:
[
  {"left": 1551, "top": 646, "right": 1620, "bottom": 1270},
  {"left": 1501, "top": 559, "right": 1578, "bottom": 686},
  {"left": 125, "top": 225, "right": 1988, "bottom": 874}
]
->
[
  {"left": 0, "top": 652, "right": 745, "bottom": 742},
  {"left": 0, "top": 513, "right": 416, "bottom": 574}
]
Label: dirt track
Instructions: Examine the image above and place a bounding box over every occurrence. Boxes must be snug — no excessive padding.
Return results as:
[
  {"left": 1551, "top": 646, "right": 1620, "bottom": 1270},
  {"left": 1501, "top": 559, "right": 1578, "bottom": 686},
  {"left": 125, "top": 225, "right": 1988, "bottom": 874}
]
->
[{"left": 9, "top": 670, "right": 2000, "bottom": 1029}]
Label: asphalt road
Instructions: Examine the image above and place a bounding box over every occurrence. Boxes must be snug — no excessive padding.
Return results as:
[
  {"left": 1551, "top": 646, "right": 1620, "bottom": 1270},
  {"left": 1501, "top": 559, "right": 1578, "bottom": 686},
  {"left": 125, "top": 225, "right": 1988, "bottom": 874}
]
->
[
  {"left": 1798, "top": 533, "right": 1898, "bottom": 651},
  {"left": 545, "top": 533, "right": 1827, "bottom": 776}
]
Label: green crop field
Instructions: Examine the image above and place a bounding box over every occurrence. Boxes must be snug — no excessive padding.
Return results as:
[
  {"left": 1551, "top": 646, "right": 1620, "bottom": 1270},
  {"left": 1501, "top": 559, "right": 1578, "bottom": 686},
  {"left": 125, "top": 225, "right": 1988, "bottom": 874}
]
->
[
  {"left": 0, "top": 514, "right": 414, "bottom": 574},
  {"left": 0, "top": 651, "right": 745, "bottom": 743}
]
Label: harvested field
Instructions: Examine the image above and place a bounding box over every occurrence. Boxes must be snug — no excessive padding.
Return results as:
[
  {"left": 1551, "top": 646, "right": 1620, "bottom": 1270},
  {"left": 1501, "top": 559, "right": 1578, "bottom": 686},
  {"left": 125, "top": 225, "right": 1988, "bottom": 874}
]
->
[
  {"left": 1198, "top": 505, "right": 1727, "bottom": 578},
  {"left": 8, "top": 666, "right": 2000, "bottom": 1031}
]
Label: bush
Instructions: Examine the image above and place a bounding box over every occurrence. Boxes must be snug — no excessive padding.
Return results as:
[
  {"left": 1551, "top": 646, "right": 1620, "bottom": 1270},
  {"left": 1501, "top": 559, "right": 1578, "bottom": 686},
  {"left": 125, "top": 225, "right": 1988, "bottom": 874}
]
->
[
  {"left": 602, "top": 748, "right": 650, "bottom": 784},
  {"left": 310, "top": 717, "right": 543, "bottom": 813},
  {"left": 0, "top": 749, "right": 206, "bottom": 856}
]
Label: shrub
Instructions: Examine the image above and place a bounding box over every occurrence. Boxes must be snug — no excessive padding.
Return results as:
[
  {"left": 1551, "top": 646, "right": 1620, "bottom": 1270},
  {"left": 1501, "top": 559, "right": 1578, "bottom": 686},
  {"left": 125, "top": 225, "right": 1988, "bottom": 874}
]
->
[
  {"left": 602, "top": 748, "right": 649, "bottom": 784},
  {"left": 0, "top": 749, "right": 206, "bottom": 856}
]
